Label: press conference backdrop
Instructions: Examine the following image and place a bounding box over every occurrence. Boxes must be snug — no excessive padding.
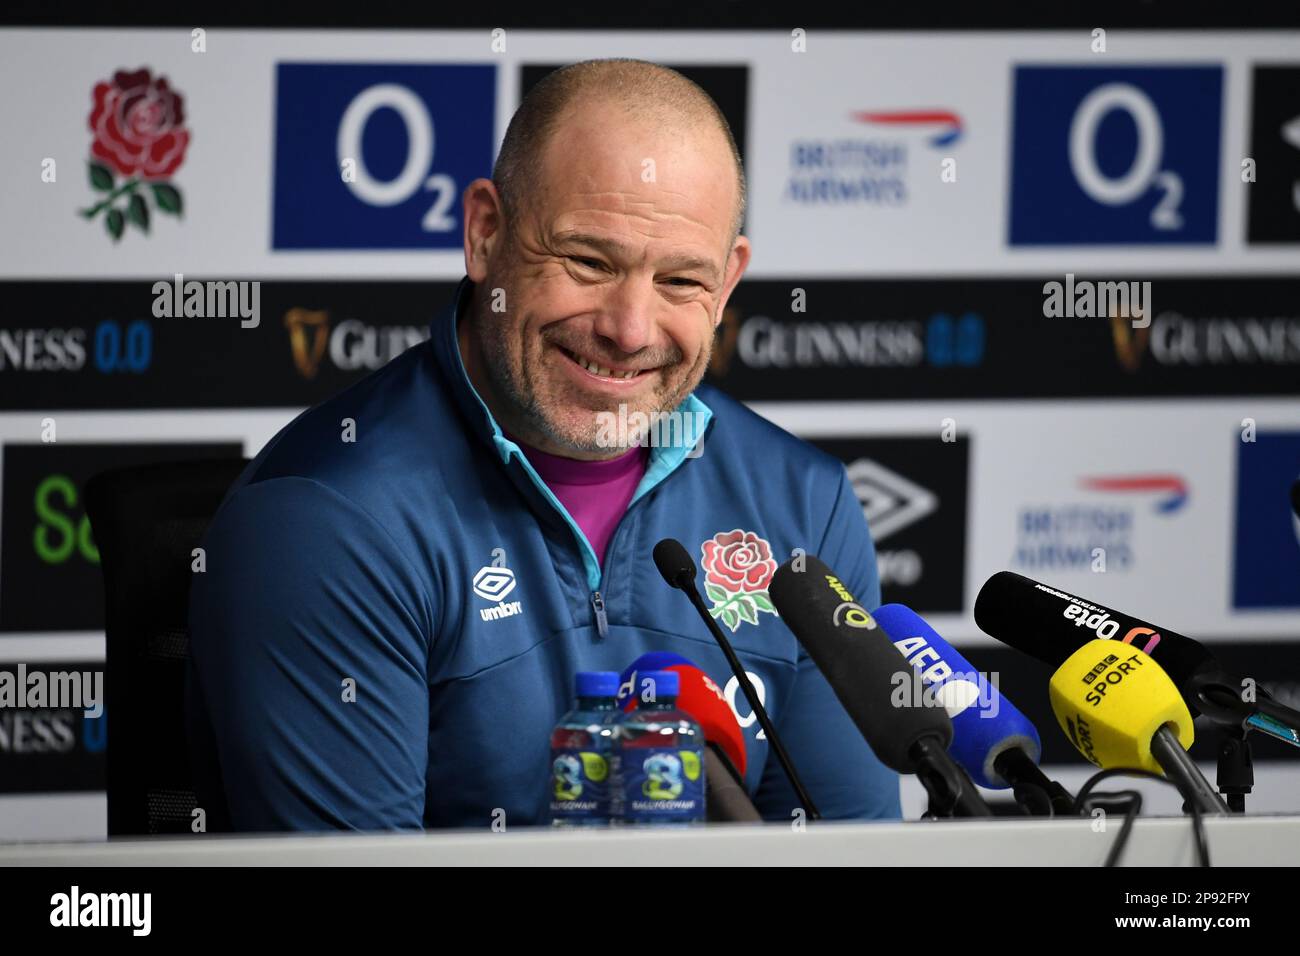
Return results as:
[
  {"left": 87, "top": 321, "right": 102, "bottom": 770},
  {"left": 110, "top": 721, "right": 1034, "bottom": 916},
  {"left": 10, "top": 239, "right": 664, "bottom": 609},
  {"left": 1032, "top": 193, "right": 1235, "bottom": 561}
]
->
[{"left": 2, "top": 25, "right": 1299, "bottom": 839}]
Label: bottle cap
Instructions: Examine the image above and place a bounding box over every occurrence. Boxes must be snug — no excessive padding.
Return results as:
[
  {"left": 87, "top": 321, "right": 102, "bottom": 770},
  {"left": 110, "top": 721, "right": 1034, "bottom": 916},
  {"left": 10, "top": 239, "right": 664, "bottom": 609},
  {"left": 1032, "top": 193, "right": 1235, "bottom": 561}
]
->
[
  {"left": 639, "top": 669, "right": 679, "bottom": 700},
  {"left": 575, "top": 671, "right": 619, "bottom": 698}
]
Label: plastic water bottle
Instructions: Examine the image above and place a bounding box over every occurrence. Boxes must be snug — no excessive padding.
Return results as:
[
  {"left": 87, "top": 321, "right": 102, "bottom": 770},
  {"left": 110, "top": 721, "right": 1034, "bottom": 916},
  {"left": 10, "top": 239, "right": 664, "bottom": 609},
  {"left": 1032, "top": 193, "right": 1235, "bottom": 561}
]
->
[
  {"left": 548, "top": 671, "right": 620, "bottom": 827},
  {"left": 611, "top": 670, "right": 706, "bottom": 825}
]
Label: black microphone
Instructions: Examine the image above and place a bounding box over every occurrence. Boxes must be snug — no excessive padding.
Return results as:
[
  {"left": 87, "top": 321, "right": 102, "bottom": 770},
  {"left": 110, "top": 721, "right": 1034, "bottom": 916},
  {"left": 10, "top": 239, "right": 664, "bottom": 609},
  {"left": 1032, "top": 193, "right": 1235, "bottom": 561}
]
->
[
  {"left": 767, "top": 554, "right": 991, "bottom": 818},
  {"left": 1291, "top": 480, "right": 1300, "bottom": 520},
  {"left": 652, "top": 538, "right": 820, "bottom": 821},
  {"left": 974, "top": 571, "right": 1300, "bottom": 744}
]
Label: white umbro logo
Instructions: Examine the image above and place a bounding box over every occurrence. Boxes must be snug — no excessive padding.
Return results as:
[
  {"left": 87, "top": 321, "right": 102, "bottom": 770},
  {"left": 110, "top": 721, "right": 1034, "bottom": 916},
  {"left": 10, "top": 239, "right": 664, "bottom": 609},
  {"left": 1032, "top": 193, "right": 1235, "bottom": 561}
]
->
[
  {"left": 845, "top": 458, "right": 937, "bottom": 542},
  {"left": 473, "top": 566, "right": 517, "bottom": 601},
  {"left": 473, "top": 565, "right": 523, "bottom": 622}
]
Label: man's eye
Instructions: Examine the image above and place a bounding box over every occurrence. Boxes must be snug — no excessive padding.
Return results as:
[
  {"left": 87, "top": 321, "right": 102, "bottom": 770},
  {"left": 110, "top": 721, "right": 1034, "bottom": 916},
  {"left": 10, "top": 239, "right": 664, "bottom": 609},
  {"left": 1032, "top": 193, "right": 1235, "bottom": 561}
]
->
[
  {"left": 664, "top": 277, "right": 700, "bottom": 288},
  {"left": 570, "top": 256, "right": 603, "bottom": 270}
]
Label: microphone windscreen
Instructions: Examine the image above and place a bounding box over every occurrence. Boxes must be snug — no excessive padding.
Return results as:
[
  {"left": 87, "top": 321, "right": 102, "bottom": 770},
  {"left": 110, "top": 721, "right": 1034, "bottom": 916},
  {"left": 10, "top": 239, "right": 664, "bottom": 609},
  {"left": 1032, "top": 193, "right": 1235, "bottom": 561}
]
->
[
  {"left": 873, "top": 603, "right": 1041, "bottom": 789},
  {"left": 1292, "top": 480, "right": 1300, "bottom": 520},
  {"left": 653, "top": 538, "right": 696, "bottom": 590},
  {"left": 973, "top": 571, "right": 1086, "bottom": 668},
  {"left": 769, "top": 556, "right": 952, "bottom": 773},
  {"left": 617, "top": 652, "right": 747, "bottom": 776},
  {"left": 1048, "top": 639, "right": 1194, "bottom": 774}
]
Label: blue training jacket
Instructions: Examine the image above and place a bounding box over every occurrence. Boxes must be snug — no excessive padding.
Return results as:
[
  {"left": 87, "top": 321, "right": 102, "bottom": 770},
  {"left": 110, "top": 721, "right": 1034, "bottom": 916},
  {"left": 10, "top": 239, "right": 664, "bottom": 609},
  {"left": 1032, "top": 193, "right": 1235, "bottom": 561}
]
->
[{"left": 185, "top": 277, "right": 901, "bottom": 831}]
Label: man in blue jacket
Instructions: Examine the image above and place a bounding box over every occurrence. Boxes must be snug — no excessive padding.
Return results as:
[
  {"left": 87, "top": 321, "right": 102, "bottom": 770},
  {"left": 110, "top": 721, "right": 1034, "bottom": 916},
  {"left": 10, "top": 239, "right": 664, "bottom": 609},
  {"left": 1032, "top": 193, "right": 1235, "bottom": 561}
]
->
[{"left": 187, "top": 58, "right": 901, "bottom": 830}]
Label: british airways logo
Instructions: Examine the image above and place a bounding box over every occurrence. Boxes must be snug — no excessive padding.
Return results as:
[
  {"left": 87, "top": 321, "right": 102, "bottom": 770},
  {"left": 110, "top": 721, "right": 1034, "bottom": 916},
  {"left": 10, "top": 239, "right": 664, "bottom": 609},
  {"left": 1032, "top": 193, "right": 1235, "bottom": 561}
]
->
[
  {"left": 785, "top": 104, "right": 965, "bottom": 207},
  {"left": 849, "top": 109, "right": 964, "bottom": 147},
  {"left": 1079, "top": 475, "right": 1189, "bottom": 514}
]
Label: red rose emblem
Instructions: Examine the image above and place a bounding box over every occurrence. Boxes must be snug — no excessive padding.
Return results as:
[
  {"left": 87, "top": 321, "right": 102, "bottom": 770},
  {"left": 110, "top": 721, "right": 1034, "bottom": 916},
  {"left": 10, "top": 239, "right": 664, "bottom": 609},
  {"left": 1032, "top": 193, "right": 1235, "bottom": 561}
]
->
[
  {"left": 81, "top": 68, "right": 188, "bottom": 242},
  {"left": 89, "top": 69, "right": 189, "bottom": 179},
  {"left": 702, "top": 529, "right": 777, "bottom": 594}
]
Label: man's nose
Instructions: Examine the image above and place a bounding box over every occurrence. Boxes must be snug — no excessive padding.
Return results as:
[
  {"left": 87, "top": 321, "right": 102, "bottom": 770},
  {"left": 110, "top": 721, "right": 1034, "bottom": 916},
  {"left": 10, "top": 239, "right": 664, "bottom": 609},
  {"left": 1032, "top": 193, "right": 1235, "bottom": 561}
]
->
[{"left": 591, "top": 276, "right": 657, "bottom": 355}]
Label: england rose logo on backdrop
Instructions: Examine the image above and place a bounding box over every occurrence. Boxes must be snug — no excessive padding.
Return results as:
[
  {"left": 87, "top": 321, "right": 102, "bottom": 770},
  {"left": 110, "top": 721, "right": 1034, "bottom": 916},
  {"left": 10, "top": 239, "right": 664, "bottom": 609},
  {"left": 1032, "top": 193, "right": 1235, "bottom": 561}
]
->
[
  {"left": 80, "top": 68, "right": 189, "bottom": 242},
  {"left": 700, "top": 530, "right": 779, "bottom": 632}
]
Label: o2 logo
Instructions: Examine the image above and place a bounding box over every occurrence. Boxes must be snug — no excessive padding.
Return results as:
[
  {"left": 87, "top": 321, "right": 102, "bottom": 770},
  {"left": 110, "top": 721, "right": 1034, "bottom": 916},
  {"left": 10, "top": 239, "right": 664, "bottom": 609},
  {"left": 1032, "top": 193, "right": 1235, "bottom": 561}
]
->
[
  {"left": 273, "top": 63, "right": 495, "bottom": 250},
  {"left": 1009, "top": 66, "right": 1222, "bottom": 246},
  {"left": 1069, "top": 84, "right": 1185, "bottom": 231},
  {"left": 336, "top": 84, "right": 458, "bottom": 232}
]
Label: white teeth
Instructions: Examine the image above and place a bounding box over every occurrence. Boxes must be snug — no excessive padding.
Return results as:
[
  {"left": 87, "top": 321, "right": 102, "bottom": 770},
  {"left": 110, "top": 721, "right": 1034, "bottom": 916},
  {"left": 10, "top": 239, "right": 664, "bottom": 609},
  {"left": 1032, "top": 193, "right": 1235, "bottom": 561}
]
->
[{"left": 567, "top": 348, "right": 638, "bottom": 379}]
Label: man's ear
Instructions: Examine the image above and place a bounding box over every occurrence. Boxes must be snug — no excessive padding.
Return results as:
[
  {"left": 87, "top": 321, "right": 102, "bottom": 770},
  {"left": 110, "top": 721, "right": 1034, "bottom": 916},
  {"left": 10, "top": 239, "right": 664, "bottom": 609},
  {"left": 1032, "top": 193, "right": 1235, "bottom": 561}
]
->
[
  {"left": 463, "top": 178, "right": 505, "bottom": 282},
  {"left": 716, "top": 234, "right": 752, "bottom": 316}
]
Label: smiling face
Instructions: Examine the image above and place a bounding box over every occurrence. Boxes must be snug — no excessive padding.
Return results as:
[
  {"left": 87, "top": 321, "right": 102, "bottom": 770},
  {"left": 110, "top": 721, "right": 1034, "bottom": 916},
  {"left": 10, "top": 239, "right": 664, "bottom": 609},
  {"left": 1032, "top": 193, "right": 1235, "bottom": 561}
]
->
[{"left": 459, "top": 96, "right": 750, "bottom": 460}]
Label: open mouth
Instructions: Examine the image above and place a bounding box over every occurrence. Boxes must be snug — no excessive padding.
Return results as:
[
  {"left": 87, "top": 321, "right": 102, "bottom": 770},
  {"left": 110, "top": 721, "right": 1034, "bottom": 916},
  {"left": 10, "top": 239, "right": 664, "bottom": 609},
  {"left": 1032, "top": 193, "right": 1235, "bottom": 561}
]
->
[{"left": 557, "top": 345, "right": 649, "bottom": 381}]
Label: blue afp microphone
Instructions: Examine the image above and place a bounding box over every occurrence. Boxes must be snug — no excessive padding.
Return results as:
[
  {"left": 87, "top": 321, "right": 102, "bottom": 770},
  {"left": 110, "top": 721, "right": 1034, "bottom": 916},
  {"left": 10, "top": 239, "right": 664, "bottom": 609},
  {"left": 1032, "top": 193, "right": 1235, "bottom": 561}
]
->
[{"left": 872, "top": 604, "right": 1077, "bottom": 816}]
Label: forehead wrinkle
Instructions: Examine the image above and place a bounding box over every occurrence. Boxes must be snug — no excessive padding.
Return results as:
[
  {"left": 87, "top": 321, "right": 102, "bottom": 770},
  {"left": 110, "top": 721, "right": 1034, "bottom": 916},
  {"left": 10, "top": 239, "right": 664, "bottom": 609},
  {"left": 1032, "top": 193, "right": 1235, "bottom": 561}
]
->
[
  {"left": 548, "top": 181, "right": 730, "bottom": 276},
  {"left": 554, "top": 208, "right": 719, "bottom": 249},
  {"left": 565, "top": 186, "right": 718, "bottom": 227}
]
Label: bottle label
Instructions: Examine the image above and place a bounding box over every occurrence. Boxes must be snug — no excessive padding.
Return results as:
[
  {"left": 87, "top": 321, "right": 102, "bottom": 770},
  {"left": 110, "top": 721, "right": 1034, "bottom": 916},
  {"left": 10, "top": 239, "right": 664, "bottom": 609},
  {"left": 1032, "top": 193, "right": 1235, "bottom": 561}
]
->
[
  {"left": 549, "top": 749, "right": 610, "bottom": 819},
  {"left": 617, "top": 747, "right": 704, "bottom": 822}
]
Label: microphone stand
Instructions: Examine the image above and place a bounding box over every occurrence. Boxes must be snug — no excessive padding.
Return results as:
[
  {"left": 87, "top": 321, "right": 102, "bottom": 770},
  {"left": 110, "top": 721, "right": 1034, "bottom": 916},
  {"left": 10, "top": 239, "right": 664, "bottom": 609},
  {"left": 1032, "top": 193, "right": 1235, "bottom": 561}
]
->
[
  {"left": 994, "top": 748, "right": 1079, "bottom": 816},
  {"left": 677, "top": 582, "right": 821, "bottom": 820},
  {"left": 1216, "top": 727, "right": 1253, "bottom": 814},
  {"left": 655, "top": 539, "right": 823, "bottom": 820},
  {"left": 1194, "top": 679, "right": 1300, "bottom": 812},
  {"left": 911, "top": 737, "right": 991, "bottom": 818},
  {"left": 1150, "top": 726, "right": 1231, "bottom": 816}
]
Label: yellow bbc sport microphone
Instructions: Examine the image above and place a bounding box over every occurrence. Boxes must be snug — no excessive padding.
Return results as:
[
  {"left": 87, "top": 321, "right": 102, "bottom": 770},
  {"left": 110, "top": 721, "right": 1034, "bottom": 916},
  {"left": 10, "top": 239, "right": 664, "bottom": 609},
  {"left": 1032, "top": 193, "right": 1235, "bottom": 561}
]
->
[
  {"left": 1049, "top": 639, "right": 1192, "bottom": 773},
  {"left": 1049, "top": 639, "right": 1228, "bottom": 815}
]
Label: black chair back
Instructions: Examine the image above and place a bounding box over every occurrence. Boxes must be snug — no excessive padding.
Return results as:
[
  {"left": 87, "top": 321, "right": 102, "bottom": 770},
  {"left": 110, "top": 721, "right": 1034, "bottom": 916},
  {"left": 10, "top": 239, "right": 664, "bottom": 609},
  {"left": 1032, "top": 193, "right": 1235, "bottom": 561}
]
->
[{"left": 84, "top": 457, "right": 248, "bottom": 836}]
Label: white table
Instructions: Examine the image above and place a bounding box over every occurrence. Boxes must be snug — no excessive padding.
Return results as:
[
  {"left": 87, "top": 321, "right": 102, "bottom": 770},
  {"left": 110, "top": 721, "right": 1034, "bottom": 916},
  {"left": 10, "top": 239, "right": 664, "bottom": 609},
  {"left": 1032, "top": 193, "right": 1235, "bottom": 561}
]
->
[{"left": 2, "top": 814, "right": 1298, "bottom": 866}]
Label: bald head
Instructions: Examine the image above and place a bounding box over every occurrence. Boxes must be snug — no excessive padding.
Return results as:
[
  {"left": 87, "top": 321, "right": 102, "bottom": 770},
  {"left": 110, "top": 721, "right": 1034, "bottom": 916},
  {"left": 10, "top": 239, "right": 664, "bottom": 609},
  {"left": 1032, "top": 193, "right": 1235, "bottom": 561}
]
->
[{"left": 493, "top": 59, "right": 746, "bottom": 244}]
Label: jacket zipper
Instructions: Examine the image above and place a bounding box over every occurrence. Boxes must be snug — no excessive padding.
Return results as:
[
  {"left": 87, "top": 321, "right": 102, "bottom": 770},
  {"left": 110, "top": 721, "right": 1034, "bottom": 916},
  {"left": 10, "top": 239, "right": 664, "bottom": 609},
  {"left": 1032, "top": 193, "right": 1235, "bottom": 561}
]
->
[
  {"left": 585, "top": 453, "right": 699, "bottom": 639},
  {"left": 590, "top": 591, "right": 609, "bottom": 638}
]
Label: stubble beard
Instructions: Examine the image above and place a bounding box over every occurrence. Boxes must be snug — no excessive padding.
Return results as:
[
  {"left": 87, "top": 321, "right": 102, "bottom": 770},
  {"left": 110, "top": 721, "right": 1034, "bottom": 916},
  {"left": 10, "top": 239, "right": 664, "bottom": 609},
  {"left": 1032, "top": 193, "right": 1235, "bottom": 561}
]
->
[{"left": 468, "top": 299, "right": 712, "bottom": 457}]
